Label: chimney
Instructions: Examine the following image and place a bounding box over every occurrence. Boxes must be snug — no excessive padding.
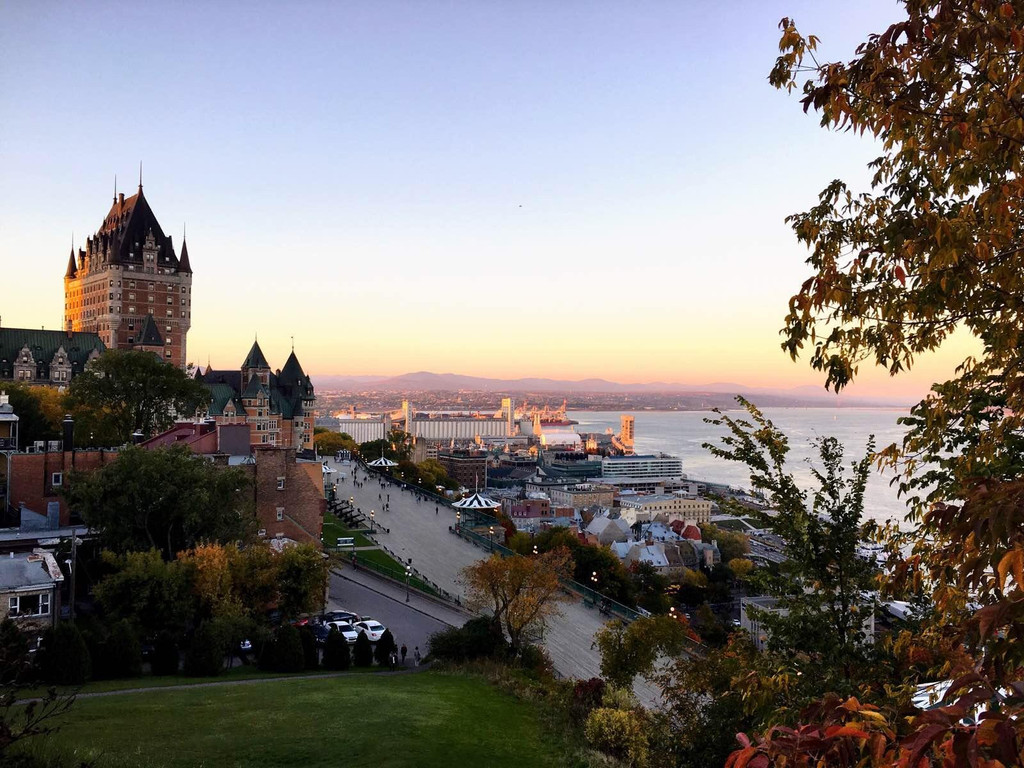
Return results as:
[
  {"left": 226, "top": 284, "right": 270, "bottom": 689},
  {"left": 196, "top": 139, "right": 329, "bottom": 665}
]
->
[
  {"left": 118, "top": 192, "right": 125, "bottom": 205},
  {"left": 131, "top": 430, "right": 145, "bottom": 445},
  {"left": 62, "top": 414, "right": 74, "bottom": 452}
]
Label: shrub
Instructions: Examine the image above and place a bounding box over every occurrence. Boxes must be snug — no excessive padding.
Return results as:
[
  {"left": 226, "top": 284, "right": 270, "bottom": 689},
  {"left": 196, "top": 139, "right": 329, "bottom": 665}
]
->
[
  {"left": 37, "top": 623, "right": 91, "bottom": 685},
  {"left": 103, "top": 620, "right": 143, "bottom": 678},
  {"left": 0, "top": 617, "right": 31, "bottom": 684},
  {"left": 374, "top": 628, "right": 396, "bottom": 667},
  {"left": 584, "top": 707, "right": 651, "bottom": 768},
  {"left": 322, "top": 628, "right": 351, "bottom": 671},
  {"left": 298, "top": 625, "right": 319, "bottom": 670},
  {"left": 184, "top": 620, "right": 228, "bottom": 677},
  {"left": 352, "top": 631, "right": 374, "bottom": 667},
  {"left": 427, "top": 616, "right": 506, "bottom": 664},
  {"left": 151, "top": 630, "right": 180, "bottom": 676},
  {"left": 259, "top": 625, "right": 305, "bottom": 673},
  {"left": 516, "top": 643, "right": 554, "bottom": 678},
  {"left": 570, "top": 677, "right": 606, "bottom": 724}
]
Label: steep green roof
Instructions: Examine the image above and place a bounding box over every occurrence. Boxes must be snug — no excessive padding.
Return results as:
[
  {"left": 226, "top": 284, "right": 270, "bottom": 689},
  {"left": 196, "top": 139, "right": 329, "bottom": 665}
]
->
[
  {"left": 0, "top": 328, "right": 105, "bottom": 381},
  {"left": 241, "top": 340, "right": 270, "bottom": 370}
]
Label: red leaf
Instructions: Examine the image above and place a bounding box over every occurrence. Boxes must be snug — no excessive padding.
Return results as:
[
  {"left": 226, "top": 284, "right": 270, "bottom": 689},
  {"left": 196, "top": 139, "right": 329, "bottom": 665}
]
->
[{"left": 894, "top": 265, "right": 906, "bottom": 286}]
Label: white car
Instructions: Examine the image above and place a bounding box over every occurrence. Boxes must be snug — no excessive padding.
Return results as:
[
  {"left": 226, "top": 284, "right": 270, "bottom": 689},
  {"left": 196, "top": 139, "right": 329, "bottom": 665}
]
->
[
  {"left": 354, "top": 620, "right": 386, "bottom": 642},
  {"left": 325, "top": 622, "right": 359, "bottom": 644}
]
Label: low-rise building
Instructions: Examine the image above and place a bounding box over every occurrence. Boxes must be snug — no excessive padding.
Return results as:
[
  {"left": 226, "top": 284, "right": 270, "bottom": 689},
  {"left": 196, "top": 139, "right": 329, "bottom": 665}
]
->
[
  {"left": 618, "top": 493, "right": 712, "bottom": 526},
  {"left": 437, "top": 449, "right": 488, "bottom": 489},
  {"left": 0, "top": 327, "right": 105, "bottom": 386},
  {"left": 0, "top": 549, "right": 64, "bottom": 640},
  {"left": 548, "top": 482, "right": 616, "bottom": 510},
  {"left": 585, "top": 515, "right": 633, "bottom": 546}
]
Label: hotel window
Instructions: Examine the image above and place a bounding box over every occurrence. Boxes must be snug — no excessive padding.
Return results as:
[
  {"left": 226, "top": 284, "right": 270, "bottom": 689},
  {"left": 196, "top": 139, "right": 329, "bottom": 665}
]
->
[
  {"left": 51, "top": 472, "right": 62, "bottom": 487},
  {"left": 276, "top": 507, "right": 284, "bottom": 521},
  {"left": 277, "top": 477, "right": 285, "bottom": 491}
]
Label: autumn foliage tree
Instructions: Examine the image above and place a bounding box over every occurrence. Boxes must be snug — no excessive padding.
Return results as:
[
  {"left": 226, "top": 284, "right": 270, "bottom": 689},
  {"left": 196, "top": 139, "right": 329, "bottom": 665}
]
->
[
  {"left": 461, "top": 548, "right": 573, "bottom": 655},
  {"left": 732, "top": 2, "right": 1024, "bottom": 766}
]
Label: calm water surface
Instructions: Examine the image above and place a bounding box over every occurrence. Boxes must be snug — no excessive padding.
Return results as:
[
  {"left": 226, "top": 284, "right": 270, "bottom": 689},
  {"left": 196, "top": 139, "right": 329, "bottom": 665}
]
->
[{"left": 570, "top": 408, "right": 912, "bottom": 525}]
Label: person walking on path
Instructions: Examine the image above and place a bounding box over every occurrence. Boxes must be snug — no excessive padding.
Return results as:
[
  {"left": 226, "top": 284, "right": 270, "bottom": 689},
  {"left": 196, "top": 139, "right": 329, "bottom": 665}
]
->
[
  {"left": 400, "top": 644, "right": 408, "bottom": 666},
  {"left": 413, "top": 647, "right": 421, "bottom": 666}
]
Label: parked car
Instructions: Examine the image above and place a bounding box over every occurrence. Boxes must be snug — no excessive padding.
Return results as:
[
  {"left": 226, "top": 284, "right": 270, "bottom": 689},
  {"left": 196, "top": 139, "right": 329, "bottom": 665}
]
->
[
  {"left": 354, "top": 620, "right": 386, "bottom": 642},
  {"left": 323, "top": 610, "right": 360, "bottom": 625},
  {"left": 312, "top": 624, "right": 331, "bottom": 645},
  {"left": 325, "top": 622, "right": 360, "bottom": 644}
]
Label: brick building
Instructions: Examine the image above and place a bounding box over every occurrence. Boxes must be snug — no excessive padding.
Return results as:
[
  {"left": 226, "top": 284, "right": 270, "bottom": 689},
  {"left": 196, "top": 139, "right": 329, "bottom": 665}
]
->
[
  {"left": 244, "top": 446, "right": 324, "bottom": 545},
  {"left": 6, "top": 446, "right": 117, "bottom": 527},
  {"left": 437, "top": 449, "right": 488, "bottom": 489},
  {"left": 64, "top": 180, "right": 193, "bottom": 368},
  {"left": 198, "top": 341, "right": 316, "bottom": 452}
]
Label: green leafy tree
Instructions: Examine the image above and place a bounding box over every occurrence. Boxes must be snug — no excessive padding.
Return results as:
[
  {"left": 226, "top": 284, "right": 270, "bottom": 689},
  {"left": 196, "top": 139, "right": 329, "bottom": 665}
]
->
[
  {"left": 276, "top": 544, "right": 328, "bottom": 620},
  {"left": 374, "top": 628, "right": 397, "bottom": 666},
  {"left": 594, "top": 615, "right": 691, "bottom": 688},
  {"left": 704, "top": 400, "right": 879, "bottom": 701},
  {"left": 314, "top": 430, "right": 358, "bottom": 456},
  {"left": 37, "top": 623, "right": 91, "bottom": 685},
  {"left": 1, "top": 384, "right": 61, "bottom": 447},
  {"left": 698, "top": 524, "right": 749, "bottom": 563},
  {"left": 65, "top": 446, "right": 256, "bottom": 559},
  {"left": 322, "top": 628, "right": 351, "bottom": 671},
  {"left": 352, "top": 631, "right": 374, "bottom": 668},
  {"left": 67, "top": 349, "right": 209, "bottom": 443},
  {"left": 151, "top": 630, "right": 180, "bottom": 676},
  {"left": 184, "top": 620, "right": 229, "bottom": 677},
  {"left": 93, "top": 550, "right": 196, "bottom": 634}
]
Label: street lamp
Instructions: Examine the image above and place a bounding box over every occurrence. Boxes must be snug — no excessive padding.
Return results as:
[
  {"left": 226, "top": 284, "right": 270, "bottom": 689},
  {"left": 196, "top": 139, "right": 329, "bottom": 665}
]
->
[
  {"left": 64, "top": 558, "right": 74, "bottom": 621},
  {"left": 489, "top": 525, "right": 495, "bottom": 551},
  {"left": 370, "top": 509, "right": 375, "bottom": 532},
  {"left": 405, "top": 559, "right": 413, "bottom": 603},
  {"left": 591, "top": 570, "right": 598, "bottom": 588},
  {"left": 456, "top": 510, "right": 461, "bottom": 531},
  {"left": 533, "top": 545, "right": 538, "bottom": 556}
]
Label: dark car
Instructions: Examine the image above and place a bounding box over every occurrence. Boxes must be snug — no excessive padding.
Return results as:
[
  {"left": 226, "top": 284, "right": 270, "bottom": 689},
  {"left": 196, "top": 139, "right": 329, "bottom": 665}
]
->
[
  {"left": 312, "top": 624, "right": 331, "bottom": 645},
  {"left": 323, "top": 610, "right": 360, "bottom": 625}
]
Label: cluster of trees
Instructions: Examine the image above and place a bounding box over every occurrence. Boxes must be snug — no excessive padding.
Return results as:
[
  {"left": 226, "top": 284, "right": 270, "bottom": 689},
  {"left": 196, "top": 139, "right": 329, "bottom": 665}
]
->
[
  {"left": 312, "top": 427, "right": 358, "bottom": 456},
  {"left": 7, "top": 349, "right": 209, "bottom": 448},
  {"left": 685, "top": 3, "right": 1024, "bottom": 765}
]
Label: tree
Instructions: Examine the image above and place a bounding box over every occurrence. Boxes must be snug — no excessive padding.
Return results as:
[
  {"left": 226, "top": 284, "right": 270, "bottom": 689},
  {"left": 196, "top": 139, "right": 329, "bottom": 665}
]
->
[
  {"left": 704, "top": 401, "right": 880, "bottom": 707},
  {"left": 258, "top": 625, "right": 304, "bottom": 673},
  {"left": 67, "top": 349, "right": 209, "bottom": 443},
  {"left": 314, "top": 430, "right": 358, "bottom": 456},
  {"left": 65, "top": 445, "right": 256, "bottom": 559},
  {"left": 373, "top": 628, "right": 396, "bottom": 666},
  {"left": 184, "top": 620, "right": 229, "bottom": 677},
  {"left": 37, "top": 623, "right": 91, "bottom": 685},
  {"left": 322, "top": 628, "right": 351, "bottom": 671},
  {"left": 151, "top": 630, "right": 180, "bottom": 676},
  {"left": 0, "top": 619, "right": 76, "bottom": 761},
  {"left": 93, "top": 549, "right": 195, "bottom": 634},
  {"left": 352, "top": 631, "right": 374, "bottom": 668},
  {"left": 731, "top": 6, "right": 1024, "bottom": 763},
  {"left": 178, "top": 543, "right": 239, "bottom": 620},
  {"left": 594, "top": 615, "right": 691, "bottom": 688},
  {"left": 698, "top": 524, "right": 749, "bottom": 563},
  {"left": 461, "top": 548, "right": 573, "bottom": 656},
  {"left": 1, "top": 384, "right": 61, "bottom": 447},
  {"left": 276, "top": 544, "right": 328, "bottom": 620}
]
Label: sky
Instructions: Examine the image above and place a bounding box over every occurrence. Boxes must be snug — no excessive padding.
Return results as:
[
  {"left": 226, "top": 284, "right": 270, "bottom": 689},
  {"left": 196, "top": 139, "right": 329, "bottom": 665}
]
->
[{"left": 0, "top": 1, "right": 976, "bottom": 398}]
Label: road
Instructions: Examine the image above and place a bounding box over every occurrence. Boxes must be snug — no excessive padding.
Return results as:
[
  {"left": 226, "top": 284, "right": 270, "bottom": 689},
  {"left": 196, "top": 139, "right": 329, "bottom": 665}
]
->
[
  {"left": 326, "top": 568, "right": 462, "bottom": 661},
  {"left": 327, "top": 459, "right": 663, "bottom": 705}
]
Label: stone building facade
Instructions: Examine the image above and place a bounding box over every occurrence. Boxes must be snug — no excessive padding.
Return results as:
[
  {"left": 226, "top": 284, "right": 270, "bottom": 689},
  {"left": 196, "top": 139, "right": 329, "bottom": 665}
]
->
[
  {"left": 198, "top": 341, "right": 316, "bottom": 452},
  {"left": 0, "top": 327, "right": 104, "bottom": 386},
  {"left": 63, "top": 182, "right": 192, "bottom": 368}
]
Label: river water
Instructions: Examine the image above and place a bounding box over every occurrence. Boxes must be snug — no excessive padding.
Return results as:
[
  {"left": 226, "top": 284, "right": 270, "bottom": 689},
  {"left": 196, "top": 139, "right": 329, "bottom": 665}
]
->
[{"left": 570, "top": 408, "right": 912, "bottom": 526}]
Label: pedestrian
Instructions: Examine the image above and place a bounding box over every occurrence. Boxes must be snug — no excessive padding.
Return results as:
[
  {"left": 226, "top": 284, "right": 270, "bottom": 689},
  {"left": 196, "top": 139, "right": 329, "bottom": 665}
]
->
[
  {"left": 435, "top": 506, "right": 438, "bottom": 515},
  {"left": 389, "top": 649, "right": 398, "bottom": 670},
  {"left": 413, "top": 646, "right": 421, "bottom": 666},
  {"left": 400, "top": 644, "right": 407, "bottom": 666}
]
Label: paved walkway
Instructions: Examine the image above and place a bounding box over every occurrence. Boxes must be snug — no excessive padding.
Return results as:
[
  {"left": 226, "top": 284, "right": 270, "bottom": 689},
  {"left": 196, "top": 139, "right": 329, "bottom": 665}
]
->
[{"left": 329, "top": 459, "right": 662, "bottom": 706}]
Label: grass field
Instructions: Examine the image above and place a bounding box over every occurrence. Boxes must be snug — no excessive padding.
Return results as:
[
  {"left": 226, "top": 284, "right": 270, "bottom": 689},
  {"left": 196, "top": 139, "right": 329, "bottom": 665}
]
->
[
  {"left": 321, "top": 518, "right": 375, "bottom": 548},
  {"left": 21, "top": 672, "right": 561, "bottom": 768}
]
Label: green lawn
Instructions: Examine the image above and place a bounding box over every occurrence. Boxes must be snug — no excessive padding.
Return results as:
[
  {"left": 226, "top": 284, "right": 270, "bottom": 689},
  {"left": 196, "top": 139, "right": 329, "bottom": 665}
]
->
[
  {"left": 21, "top": 672, "right": 560, "bottom": 768},
  {"left": 321, "top": 518, "right": 375, "bottom": 548}
]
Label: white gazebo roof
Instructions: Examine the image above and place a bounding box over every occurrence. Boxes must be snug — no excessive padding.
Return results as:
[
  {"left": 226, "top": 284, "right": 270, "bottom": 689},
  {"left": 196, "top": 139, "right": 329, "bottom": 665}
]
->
[
  {"left": 367, "top": 456, "right": 398, "bottom": 468},
  {"left": 452, "top": 492, "right": 502, "bottom": 509}
]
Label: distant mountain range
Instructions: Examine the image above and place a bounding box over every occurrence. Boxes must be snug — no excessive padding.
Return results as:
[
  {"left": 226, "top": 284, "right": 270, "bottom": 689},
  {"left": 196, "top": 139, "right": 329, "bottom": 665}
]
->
[{"left": 310, "top": 371, "right": 912, "bottom": 407}]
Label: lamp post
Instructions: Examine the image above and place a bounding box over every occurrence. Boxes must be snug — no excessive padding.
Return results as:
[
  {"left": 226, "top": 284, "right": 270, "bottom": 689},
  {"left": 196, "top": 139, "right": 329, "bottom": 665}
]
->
[
  {"left": 533, "top": 544, "right": 539, "bottom": 556},
  {"left": 456, "top": 510, "right": 461, "bottom": 531},
  {"left": 591, "top": 570, "right": 598, "bottom": 589},
  {"left": 489, "top": 525, "right": 495, "bottom": 552},
  {"left": 370, "top": 509, "right": 375, "bottom": 533},
  {"left": 64, "top": 558, "right": 74, "bottom": 621},
  {"left": 405, "top": 560, "right": 412, "bottom": 603}
]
